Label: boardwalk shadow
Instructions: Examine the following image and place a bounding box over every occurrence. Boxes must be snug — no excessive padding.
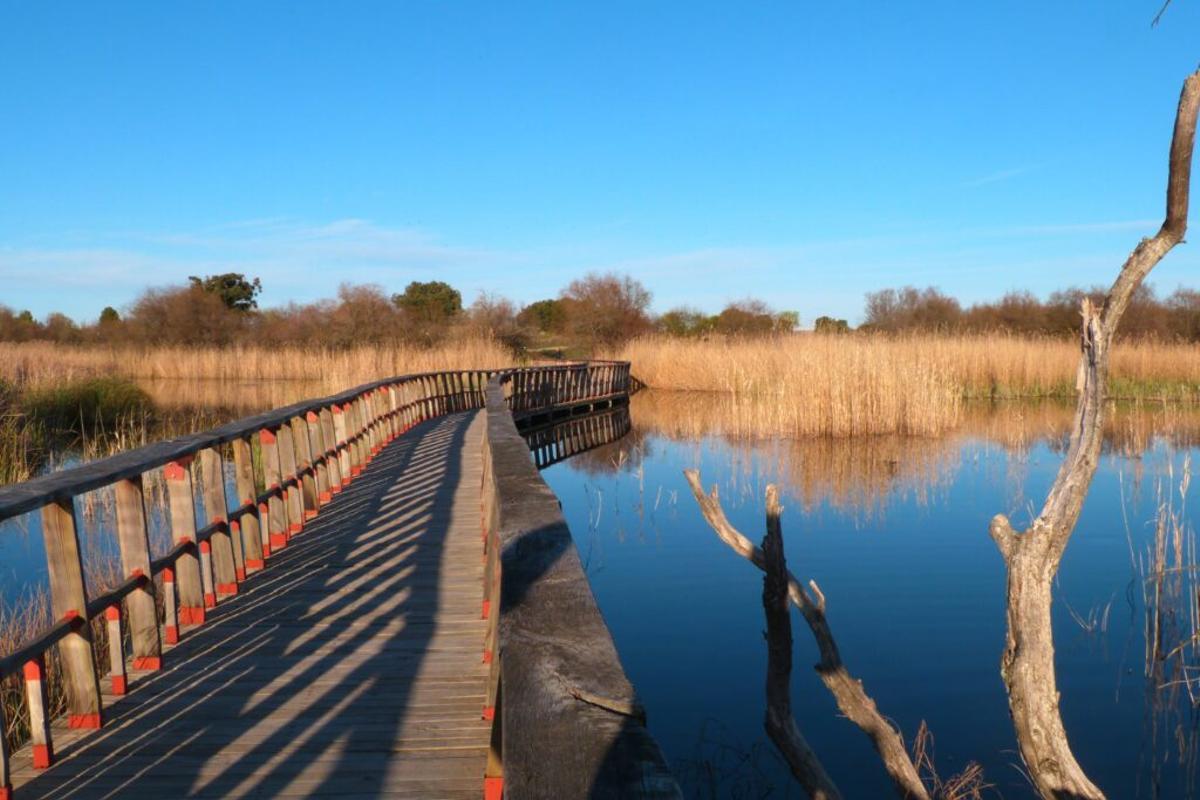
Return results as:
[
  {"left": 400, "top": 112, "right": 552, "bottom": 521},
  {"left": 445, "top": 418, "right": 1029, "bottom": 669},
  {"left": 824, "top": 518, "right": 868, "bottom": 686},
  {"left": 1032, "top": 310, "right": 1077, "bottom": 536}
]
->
[{"left": 15, "top": 412, "right": 488, "bottom": 799}]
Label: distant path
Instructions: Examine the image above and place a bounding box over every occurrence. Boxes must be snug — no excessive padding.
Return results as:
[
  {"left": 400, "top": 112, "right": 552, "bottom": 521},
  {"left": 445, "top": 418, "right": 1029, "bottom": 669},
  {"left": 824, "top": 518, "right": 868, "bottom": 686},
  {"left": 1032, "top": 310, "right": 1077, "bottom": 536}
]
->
[{"left": 11, "top": 411, "right": 489, "bottom": 799}]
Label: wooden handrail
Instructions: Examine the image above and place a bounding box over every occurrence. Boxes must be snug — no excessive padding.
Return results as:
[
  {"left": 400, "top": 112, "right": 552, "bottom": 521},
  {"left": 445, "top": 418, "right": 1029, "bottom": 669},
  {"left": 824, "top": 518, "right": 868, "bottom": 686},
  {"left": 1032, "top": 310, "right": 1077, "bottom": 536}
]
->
[
  {"left": 480, "top": 366, "right": 679, "bottom": 798},
  {"left": 0, "top": 360, "right": 633, "bottom": 797}
]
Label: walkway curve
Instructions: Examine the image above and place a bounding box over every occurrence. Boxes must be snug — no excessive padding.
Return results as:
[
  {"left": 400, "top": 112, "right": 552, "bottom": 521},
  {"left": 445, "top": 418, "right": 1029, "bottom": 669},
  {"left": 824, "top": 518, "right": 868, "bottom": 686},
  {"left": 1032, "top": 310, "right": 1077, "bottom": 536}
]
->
[{"left": 11, "top": 412, "right": 489, "bottom": 799}]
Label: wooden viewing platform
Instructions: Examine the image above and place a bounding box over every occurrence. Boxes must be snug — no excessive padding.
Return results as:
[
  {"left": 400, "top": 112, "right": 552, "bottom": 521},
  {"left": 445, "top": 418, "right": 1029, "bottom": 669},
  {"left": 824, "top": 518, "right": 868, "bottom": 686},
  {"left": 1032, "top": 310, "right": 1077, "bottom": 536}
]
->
[{"left": 0, "top": 363, "right": 681, "bottom": 800}]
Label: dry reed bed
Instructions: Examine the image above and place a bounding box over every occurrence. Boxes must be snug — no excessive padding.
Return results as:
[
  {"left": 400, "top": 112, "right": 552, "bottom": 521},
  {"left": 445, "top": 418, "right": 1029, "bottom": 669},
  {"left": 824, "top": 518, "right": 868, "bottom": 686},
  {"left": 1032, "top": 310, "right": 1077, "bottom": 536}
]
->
[
  {"left": 617, "top": 334, "right": 1200, "bottom": 437},
  {"left": 0, "top": 339, "right": 515, "bottom": 391}
]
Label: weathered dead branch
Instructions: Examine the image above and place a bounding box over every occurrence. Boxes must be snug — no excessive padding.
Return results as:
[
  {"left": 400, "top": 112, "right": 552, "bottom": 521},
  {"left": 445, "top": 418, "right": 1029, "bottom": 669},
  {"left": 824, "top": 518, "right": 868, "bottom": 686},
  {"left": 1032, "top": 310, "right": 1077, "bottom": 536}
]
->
[
  {"left": 988, "top": 68, "right": 1200, "bottom": 800},
  {"left": 684, "top": 468, "right": 931, "bottom": 799},
  {"left": 761, "top": 484, "right": 843, "bottom": 799}
]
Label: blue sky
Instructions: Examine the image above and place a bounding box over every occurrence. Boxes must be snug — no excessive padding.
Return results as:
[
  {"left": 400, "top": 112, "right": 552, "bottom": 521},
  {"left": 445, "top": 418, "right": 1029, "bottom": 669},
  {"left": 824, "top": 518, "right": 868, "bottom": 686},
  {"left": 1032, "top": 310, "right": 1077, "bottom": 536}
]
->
[{"left": 2, "top": 2, "right": 1198, "bottom": 325}]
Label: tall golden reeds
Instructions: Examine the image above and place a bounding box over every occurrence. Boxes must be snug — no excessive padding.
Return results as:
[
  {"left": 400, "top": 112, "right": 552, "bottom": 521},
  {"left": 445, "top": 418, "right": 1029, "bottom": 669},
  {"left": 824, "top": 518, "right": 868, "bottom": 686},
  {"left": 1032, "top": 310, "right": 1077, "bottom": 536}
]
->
[
  {"left": 0, "top": 339, "right": 515, "bottom": 391},
  {"left": 617, "top": 333, "right": 1200, "bottom": 437}
]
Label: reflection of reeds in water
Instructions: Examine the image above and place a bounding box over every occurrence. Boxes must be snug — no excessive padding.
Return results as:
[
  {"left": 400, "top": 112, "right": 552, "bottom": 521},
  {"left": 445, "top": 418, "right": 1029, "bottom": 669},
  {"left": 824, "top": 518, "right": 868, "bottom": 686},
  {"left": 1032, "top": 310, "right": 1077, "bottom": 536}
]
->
[
  {"left": 1120, "top": 456, "right": 1200, "bottom": 794},
  {"left": 632, "top": 391, "right": 960, "bottom": 518},
  {"left": 630, "top": 391, "right": 1200, "bottom": 520}
]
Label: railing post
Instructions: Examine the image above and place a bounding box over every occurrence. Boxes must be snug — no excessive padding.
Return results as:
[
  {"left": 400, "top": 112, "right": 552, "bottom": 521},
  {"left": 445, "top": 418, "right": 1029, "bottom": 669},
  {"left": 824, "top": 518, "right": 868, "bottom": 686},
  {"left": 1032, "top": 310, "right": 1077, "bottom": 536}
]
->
[
  {"left": 166, "top": 457, "right": 208, "bottom": 624},
  {"left": 346, "top": 400, "right": 362, "bottom": 477},
  {"left": 105, "top": 605, "right": 127, "bottom": 695},
  {"left": 333, "top": 405, "right": 352, "bottom": 487},
  {"left": 386, "top": 384, "right": 399, "bottom": 440},
  {"left": 276, "top": 423, "right": 304, "bottom": 537},
  {"left": 308, "top": 411, "right": 331, "bottom": 505},
  {"left": 40, "top": 498, "right": 103, "bottom": 728},
  {"left": 231, "top": 436, "right": 265, "bottom": 571},
  {"left": 319, "top": 407, "right": 342, "bottom": 493},
  {"left": 24, "top": 655, "right": 52, "bottom": 768},
  {"left": 114, "top": 475, "right": 162, "bottom": 670},
  {"left": 259, "top": 428, "right": 289, "bottom": 551},
  {"left": 291, "top": 415, "right": 319, "bottom": 520},
  {"left": 200, "top": 447, "right": 240, "bottom": 595}
]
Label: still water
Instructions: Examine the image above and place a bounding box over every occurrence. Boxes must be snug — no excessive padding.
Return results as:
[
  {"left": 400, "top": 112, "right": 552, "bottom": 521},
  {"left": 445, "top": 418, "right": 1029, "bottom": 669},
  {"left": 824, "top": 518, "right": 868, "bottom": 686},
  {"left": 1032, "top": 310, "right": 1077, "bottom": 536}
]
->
[
  {"left": 544, "top": 392, "right": 1200, "bottom": 799},
  {"left": 3, "top": 381, "right": 1200, "bottom": 798}
]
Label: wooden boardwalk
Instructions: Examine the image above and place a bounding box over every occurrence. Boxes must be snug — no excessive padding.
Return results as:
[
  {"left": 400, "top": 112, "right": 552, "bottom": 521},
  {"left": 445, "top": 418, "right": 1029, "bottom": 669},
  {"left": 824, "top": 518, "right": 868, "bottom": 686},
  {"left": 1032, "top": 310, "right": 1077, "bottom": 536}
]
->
[{"left": 9, "top": 411, "right": 490, "bottom": 799}]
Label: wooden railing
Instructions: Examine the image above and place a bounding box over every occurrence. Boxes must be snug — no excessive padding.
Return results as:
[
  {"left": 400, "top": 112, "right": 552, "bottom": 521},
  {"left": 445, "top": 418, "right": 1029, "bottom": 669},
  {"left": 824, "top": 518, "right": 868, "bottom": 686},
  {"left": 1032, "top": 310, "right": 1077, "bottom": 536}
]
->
[
  {"left": 481, "top": 370, "right": 681, "bottom": 799},
  {"left": 0, "top": 361, "right": 634, "bottom": 798}
]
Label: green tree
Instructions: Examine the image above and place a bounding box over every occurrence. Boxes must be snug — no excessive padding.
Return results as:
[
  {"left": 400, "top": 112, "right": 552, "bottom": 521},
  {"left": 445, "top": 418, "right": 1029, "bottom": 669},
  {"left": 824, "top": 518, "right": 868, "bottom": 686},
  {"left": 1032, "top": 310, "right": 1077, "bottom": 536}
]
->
[
  {"left": 657, "top": 307, "right": 714, "bottom": 337},
  {"left": 188, "top": 273, "right": 263, "bottom": 311},
  {"left": 813, "top": 316, "right": 850, "bottom": 334},
  {"left": 392, "top": 281, "right": 463, "bottom": 323},
  {"left": 99, "top": 306, "right": 121, "bottom": 325},
  {"left": 517, "top": 299, "right": 567, "bottom": 333}
]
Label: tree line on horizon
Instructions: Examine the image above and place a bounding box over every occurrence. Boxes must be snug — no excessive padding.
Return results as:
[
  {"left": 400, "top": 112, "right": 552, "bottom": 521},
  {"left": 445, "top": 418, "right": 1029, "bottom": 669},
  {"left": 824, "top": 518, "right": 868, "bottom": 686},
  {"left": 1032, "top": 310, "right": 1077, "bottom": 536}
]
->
[
  {"left": 861, "top": 284, "right": 1200, "bottom": 340},
  {"left": 0, "top": 272, "right": 798, "bottom": 352},
  {"left": 6, "top": 273, "right": 1200, "bottom": 351}
]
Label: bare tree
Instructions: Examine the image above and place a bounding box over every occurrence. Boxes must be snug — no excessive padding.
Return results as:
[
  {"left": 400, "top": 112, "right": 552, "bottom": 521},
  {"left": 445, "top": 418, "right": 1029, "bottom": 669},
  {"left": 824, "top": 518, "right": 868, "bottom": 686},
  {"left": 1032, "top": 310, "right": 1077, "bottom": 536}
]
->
[
  {"left": 761, "top": 484, "right": 843, "bottom": 800},
  {"left": 684, "top": 469, "right": 932, "bottom": 799},
  {"left": 988, "top": 69, "right": 1200, "bottom": 800}
]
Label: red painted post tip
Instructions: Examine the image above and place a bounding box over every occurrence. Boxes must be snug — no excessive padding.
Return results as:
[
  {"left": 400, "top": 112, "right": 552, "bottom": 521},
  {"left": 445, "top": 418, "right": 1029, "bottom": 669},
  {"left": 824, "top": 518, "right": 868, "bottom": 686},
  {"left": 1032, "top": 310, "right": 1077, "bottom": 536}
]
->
[
  {"left": 165, "top": 626, "right": 180, "bottom": 645},
  {"left": 306, "top": 411, "right": 319, "bottom": 423},
  {"left": 163, "top": 461, "right": 188, "bottom": 481},
  {"left": 319, "top": 491, "right": 332, "bottom": 504},
  {"left": 132, "top": 656, "right": 162, "bottom": 671},
  {"left": 260, "top": 429, "right": 277, "bottom": 444},
  {"left": 111, "top": 675, "right": 127, "bottom": 695},
  {"left": 217, "top": 583, "right": 238, "bottom": 596},
  {"left": 33, "top": 743, "right": 53, "bottom": 769},
  {"left": 482, "top": 649, "right": 493, "bottom": 664},
  {"left": 330, "top": 484, "right": 343, "bottom": 495},
  {"left": 179, "top": 606, "right": 205, "bottom": 625},
  {"left": 199, "top": 540, "right": 211, "bottom": 553},
  {"left": 246, "top": 558, "right": 265, "bottom": 570},
  {"left": 481, "top": 599, "right": 490, "bottom": 619},
  {"left": 203, "top": 593, "right": 216, "bottom": 609},
  {"left": 482, "top": 706, "right": 495, "bottom": 722},
  {"left": 288, "top": 522, "right": 303, "bottom": 534},
  {"left": 270, "top": 533, "right": 288, "bottom": 549},
  {"left": 68, "top": 713, "right": 102, "bottom": 729},
  {"left": 1, "top": 785, "right": 14, "bottom": 799},
  {"left": 235, "top": 567, "right": 247, "bottom": 581},
  {"left": 23, "top": 660, "right": 44, "bottom": 681},
  {"left": 484, "top": 776, "right": 504, "bottom": 800},
  {"left": 304, "top": 510, "right": 318, "bottom": 521}
]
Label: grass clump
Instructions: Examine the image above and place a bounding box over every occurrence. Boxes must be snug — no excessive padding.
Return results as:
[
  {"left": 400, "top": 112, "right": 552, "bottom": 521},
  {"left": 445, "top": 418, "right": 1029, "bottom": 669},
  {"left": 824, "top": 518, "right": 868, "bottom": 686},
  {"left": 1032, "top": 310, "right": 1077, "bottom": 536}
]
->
[{"left": 21, "top": 377, "right": 152, "bottom": 436}]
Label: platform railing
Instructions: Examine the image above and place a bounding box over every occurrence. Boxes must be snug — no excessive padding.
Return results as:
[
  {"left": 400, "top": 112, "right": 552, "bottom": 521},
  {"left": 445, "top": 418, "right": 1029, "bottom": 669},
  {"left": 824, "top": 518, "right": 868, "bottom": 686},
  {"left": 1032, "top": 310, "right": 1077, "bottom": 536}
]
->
[
  {"left": 481, "top": 367, "right": 681, "bottom": 800},
  {"left": 0, "top": 360, "right": 629, "bottom": 798}
]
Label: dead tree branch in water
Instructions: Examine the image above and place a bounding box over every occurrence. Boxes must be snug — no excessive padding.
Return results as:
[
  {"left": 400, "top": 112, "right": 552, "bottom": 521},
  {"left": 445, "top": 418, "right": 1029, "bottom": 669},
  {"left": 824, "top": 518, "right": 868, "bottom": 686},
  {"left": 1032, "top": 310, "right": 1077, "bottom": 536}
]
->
[
  {"left": 988, "top": 68, "right": 1200, "bottom": 800},
  {"left": 761, "top": 484, "right": 843, "bottom": 800},
  {"left": 684, "top": 468, "right": 931, "bottom": 799}
]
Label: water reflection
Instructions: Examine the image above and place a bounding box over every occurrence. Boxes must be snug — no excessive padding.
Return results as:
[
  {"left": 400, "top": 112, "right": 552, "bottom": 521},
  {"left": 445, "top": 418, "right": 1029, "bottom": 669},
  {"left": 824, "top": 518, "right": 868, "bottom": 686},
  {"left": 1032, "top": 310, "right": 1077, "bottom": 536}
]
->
[{"left": 541, "top": 390, "right": 1200, "bottom": 799}]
